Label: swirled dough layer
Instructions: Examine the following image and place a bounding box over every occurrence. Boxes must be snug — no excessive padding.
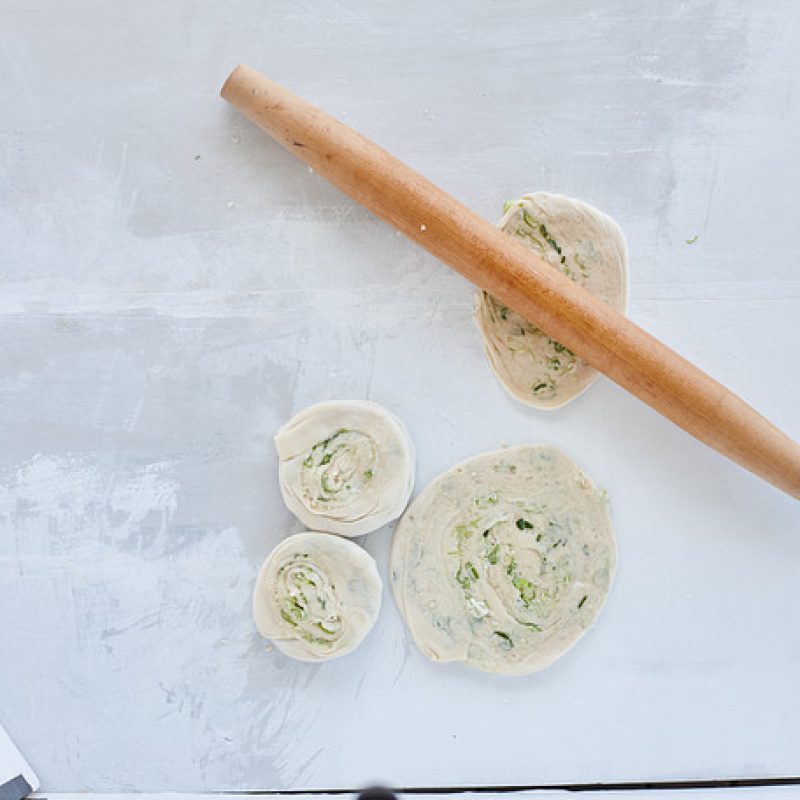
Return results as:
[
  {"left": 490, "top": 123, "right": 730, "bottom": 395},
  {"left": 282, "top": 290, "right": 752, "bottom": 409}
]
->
[
  {"left": 391, "top": 446, "right": 615, "bottom": 675},
  {"left": 253, "top": 532, "right": 382, "bottom": 661},
  {"left": 276, "top": 400, "right": 415, "bottom": 537},
  {"left": 475, "top": 193, "right": 627, "bottom": 409}
]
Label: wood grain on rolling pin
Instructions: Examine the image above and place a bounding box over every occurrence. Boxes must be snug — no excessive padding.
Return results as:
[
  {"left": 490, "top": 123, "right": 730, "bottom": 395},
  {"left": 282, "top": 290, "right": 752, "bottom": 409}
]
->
[{"left": 221, "top": 64, "right": 800, "bottom": 500}]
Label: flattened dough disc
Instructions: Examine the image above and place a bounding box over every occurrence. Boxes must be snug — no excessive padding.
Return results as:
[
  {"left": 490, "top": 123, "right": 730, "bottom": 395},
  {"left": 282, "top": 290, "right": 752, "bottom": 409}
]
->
[
  {"left": 253, "top": 531, "right": 382, "bottom": 661},
  {"left": 391, "top": 445, "right": 615, "bottom": 675},
  {"left": 276, "top": 400, "right": 415, "bottom": 537},
  {"left": 475, "top": 193, "right": 628, "bottom": 409}
]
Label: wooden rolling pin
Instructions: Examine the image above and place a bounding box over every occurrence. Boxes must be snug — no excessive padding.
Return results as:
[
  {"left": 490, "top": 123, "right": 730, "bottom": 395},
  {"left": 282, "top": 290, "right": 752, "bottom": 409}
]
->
[{"left": 221, "top": 64, "right": 800, "bottom": 500}]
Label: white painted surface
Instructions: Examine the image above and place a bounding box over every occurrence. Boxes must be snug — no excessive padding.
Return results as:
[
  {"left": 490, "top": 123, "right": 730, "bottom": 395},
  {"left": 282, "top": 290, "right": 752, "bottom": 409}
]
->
[{"left": 1, "top": 0, "right": 799, "bottom": 793}]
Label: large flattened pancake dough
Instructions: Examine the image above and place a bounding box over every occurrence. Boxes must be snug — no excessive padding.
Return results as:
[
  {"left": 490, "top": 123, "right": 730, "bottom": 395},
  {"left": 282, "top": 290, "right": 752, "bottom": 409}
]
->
[{"left": 391, "top": 445, "right": 615, "bottom": 676}]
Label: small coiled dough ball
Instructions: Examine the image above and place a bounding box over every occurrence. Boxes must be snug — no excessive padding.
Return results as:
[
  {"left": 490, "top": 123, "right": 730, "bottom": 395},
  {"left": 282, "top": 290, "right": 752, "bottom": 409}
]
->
[
  {"left": 475, "top": 192, "right": 628, "bottom": 409},
  {"left": 253, "top": 531, "right": 382, "bottom": 662},
  {"left": 391, "top": 445, "right": 615, "bottom": 676},
  {"left": 276, "top": 400, "right": 415, "bottom": 537}
]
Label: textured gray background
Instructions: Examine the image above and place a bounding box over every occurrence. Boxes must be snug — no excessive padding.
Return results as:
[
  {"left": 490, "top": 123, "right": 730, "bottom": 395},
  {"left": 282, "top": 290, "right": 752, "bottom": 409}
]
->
[{"left": 1, "top": 0, "right": 799, "bottom": 792}]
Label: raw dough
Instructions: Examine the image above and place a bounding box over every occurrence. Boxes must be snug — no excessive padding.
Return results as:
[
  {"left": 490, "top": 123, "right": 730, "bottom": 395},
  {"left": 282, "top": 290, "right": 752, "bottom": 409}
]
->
[
  {"left": 475, "top": 192, "right": 627, "bottom": 409},
  {"left": 276, "top": 400, "right": 415, "bottom": 537},
  {"left": 391, "top": 445, "right": 615, "bottom": 675},
  {"left": 253, "top": 531, "right": 382, "bottom": 661}
]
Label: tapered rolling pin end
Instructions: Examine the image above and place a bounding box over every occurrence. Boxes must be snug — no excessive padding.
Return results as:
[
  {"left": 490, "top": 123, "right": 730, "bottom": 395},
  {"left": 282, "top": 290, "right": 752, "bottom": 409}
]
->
[{"left": 220, "top": 65, "right": 304, "bottom": 152}]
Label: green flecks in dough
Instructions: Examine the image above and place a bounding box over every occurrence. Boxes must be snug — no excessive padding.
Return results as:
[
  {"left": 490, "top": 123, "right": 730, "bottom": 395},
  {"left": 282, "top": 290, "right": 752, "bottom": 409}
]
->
[
  {"left": 686, "top": 234, "right": 699, "bottom": 244},
  {"left": 578, "top": 594, "right": 588, "bottom": 609},
  {"left": 454, "top": 518, "right": 479, "bottom": 544},
  {"left": 532, "top": 377, "right": 556, "bottom": 396},
  {"left": 492, "top": 461, "right": 518, "bottom": 475},
  {"left": 512, "top": 575, "right": 537, "bottom": 607},
  {"left": 304, "top": 428, "right": 351, "bottom": 470},
  {"left": 574, "top": 253, "right": 590, "bottom": 278},
  {"left": 456, "top": 561, "right": 480, "bottom": 589},
  {"left": 537, "top": 221, "right": 563, "bottom": 256},
  {"left": 519, "top": 210, "right": 581, "bottom": 288},
  {"left": 550, "top": 340, "right": 575, "bottom": 358},
  {"left": 314, "top": 621, "right": 338, "bottom": 635},
  {"left": 283, "top": 597, "right": 306, "bottom": 624},
  {"left": 493, "top": 630, "right": 514, "bottom": 650},
  {"left": 298, "top": 631, "right": 336, "bottom": 648},
  {"left": 503, "top": 200, "right": 514, "bottom": 213},
  {"left": 300, "top": 428, "right": 379, "bottom": 509},
  {"left": 515, "top": 518, "right": 533, "bottom": 530},
  {"left": 516, "top": 228, "right": 546, "bottom": 250},
  {"left": 474, "top": 492, "right": 499, "bottom": 508},
  {"left": 484, "top": 542, "right": 500, "bottom": 565},
  {"left": 281, "top": 609, "right": 298, "bottom": 627},
  {"left": 317, "top": 428, "right": 348, "bottom": 451},
  {"left": 561, "top": 264, "right": 578, "bottom": 282},
  {"left": 273, "top": 554, "right": 349, "bottom": 654}
]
